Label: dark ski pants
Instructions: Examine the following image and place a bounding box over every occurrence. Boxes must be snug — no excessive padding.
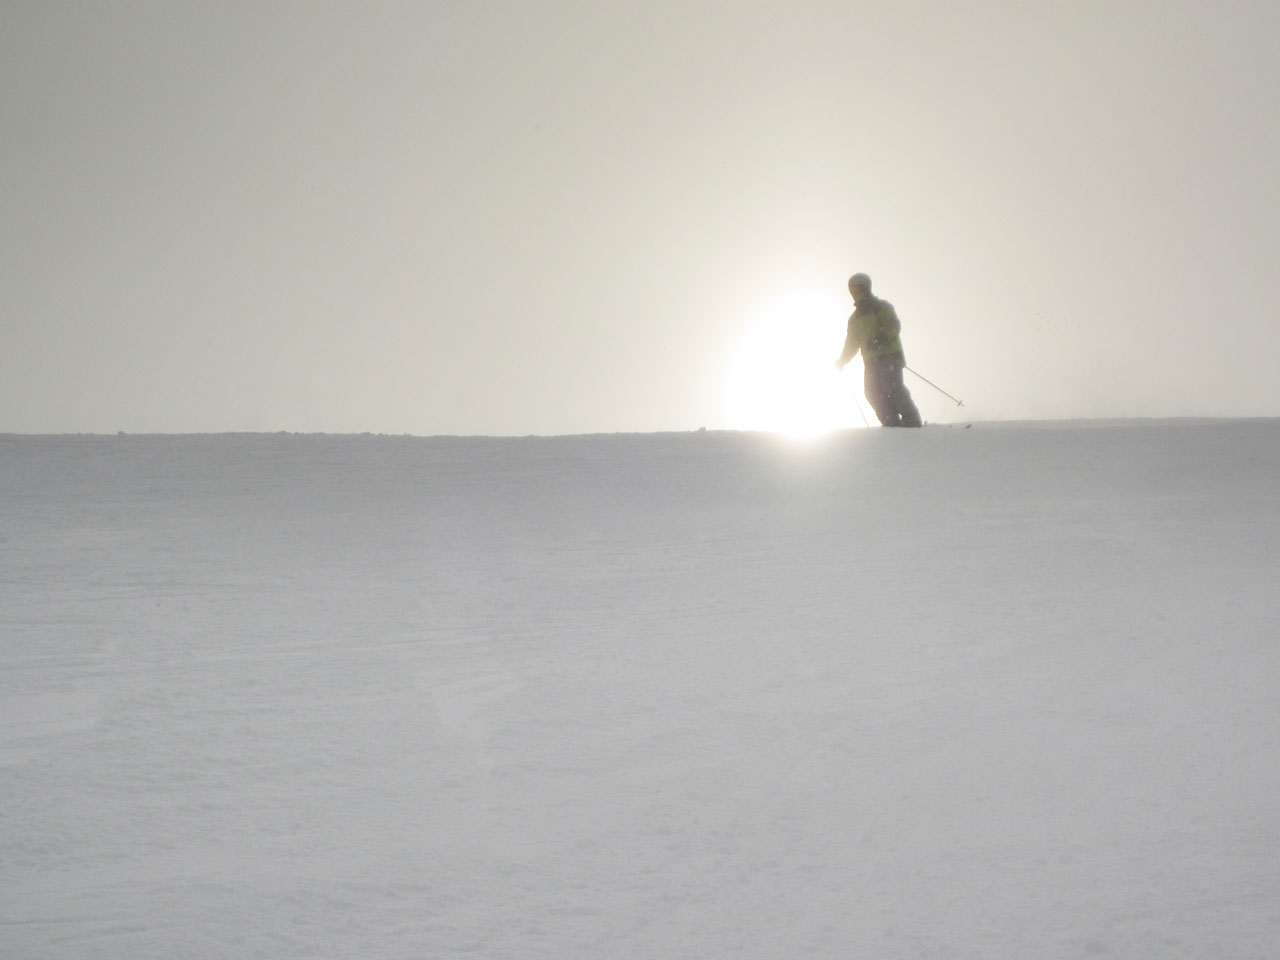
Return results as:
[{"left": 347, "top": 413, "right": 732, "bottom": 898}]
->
[{"left": 864, "top": 354, "right": 922, "bottom": 427}]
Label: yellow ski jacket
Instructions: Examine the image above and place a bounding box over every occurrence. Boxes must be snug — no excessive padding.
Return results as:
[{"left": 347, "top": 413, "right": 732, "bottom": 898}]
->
[{"left": 839, "top": 296, "right": 904, "bottom": 364}]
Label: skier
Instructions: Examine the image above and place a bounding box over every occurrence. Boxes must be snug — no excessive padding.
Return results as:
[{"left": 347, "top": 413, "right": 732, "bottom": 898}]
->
[{"left": 835, "top": 273, "right": 923, "bottom": 427}]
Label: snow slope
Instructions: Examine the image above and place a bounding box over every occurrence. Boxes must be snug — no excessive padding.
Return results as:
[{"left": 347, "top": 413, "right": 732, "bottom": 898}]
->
[{"left": 3, "top": 422, "right": 1279, "bottom": 959}]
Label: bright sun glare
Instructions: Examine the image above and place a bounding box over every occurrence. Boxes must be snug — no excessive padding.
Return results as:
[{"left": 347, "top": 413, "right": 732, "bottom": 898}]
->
[{"left": 724, "top": 287, "right": 864, "bottom": 436}]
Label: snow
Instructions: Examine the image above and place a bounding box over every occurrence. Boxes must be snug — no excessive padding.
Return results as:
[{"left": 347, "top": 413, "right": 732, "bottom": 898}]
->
[{"left": 3, "top": 421, "right": 1279, "bottom": 959}]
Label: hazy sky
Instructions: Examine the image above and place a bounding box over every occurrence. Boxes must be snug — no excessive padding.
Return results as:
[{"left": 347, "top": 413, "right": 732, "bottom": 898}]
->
[{"left": 4, "top": 1, "right": 1278, "bottom": 434}]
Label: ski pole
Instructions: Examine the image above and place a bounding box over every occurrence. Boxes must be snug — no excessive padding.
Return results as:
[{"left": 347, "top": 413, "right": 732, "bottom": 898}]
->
[
  {"left": 854, "top": 395, "right": 871, "bottom": 428},
  {"left": 839, "top": 364, "right": 872, "bottom": 427},
  {"left": 904, "top": 365, "right": 964, "bottom": 407}
]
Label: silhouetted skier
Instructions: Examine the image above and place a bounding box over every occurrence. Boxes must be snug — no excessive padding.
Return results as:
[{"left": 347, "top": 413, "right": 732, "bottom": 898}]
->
[{"left": 835, "top": 273, "right": 922, "bottom": 427}]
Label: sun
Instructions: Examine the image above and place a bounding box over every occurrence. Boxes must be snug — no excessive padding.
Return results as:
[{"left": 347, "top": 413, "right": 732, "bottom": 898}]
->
[{"left": 724, "top": 287, "right": 864, "bottom": 436}]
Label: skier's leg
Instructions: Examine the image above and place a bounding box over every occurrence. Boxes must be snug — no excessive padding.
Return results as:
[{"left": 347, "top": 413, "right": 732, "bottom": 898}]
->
[
  {"left": 889, "top": 358, "right": 922, "bottom": 427},
  {"left": 865, "top": 357, "right": 900, "bottom": 426}
]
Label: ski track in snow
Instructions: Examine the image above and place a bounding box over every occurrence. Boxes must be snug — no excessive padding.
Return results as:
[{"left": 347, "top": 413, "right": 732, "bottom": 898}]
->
[{"left": 2, "top": 422, "right": 1279, "bottom": 959}]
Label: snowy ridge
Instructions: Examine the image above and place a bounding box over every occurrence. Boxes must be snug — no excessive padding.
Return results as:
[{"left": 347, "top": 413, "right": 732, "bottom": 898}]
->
[{"left": 3, "top": 422, "right": 1279, "bottom": 959}]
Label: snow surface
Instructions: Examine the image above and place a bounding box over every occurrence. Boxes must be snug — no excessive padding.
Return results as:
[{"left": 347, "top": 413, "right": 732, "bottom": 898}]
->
[{"left": 3, "top": 421, "right": 1279, "bottom": 959}]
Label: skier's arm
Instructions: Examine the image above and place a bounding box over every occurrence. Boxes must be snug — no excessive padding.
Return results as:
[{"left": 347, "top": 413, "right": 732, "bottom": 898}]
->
[{"left": 836, "top": 321, "right": 861, "bottom": 368}]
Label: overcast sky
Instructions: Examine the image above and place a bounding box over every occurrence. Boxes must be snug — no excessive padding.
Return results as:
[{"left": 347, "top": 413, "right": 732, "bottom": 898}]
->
[{"left": 3, "top": 0, "right": 1278, "bottom": 434}]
